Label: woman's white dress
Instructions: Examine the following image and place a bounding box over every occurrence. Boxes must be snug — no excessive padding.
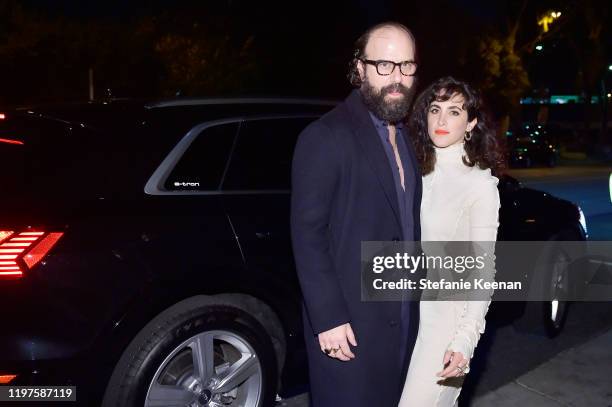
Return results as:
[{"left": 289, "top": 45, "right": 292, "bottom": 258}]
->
[{"left": 399, "top": 142, "right": 500, "bottom": 406}]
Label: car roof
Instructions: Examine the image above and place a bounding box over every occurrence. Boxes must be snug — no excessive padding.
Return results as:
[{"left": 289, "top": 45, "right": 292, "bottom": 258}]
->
[
  {"left": 145, "top": 97, "right": 338, "bottom": 109},
  {"left": 5, "top": 95, "right": 339, "bottom": 129},
  {"left": 6, "top": 97, "right": 337, "bottom": 131},
  {"left": 10, "top": 97, "right": 338, "bottom": 114}
]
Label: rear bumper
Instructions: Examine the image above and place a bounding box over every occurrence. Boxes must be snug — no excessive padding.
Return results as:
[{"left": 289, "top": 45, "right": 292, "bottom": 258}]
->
[
  {"left": 1, "top": 359, "right": 72, "bottom": 386},
  {"left": 1, "top": 358, "right": 106, "bottom": 406}
]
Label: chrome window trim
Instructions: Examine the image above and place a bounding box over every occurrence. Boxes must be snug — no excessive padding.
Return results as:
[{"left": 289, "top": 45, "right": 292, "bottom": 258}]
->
[{"left": 144, "top": 114, "right": 319, "bottom": 196}]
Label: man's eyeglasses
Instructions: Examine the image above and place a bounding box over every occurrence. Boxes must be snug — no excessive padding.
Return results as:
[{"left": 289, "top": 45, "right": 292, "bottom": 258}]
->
[{"left": 360, "top": 59, "right": 417, "bottom": 76}]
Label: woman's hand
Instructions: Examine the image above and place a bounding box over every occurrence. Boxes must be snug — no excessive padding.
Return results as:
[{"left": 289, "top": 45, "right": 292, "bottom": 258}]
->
[{"left": 436, "top": 350, "right": 469, "bottom": 378}]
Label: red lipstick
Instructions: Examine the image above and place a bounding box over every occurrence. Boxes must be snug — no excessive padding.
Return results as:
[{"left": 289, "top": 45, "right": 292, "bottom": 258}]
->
[{"left": 434, "top": 129, "right": 450, "bottom": 135}]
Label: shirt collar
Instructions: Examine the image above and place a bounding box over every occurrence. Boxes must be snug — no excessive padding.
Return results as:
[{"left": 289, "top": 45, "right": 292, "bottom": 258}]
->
[{"left": 368, "top": 111, "right": 405, "bottom": 131}]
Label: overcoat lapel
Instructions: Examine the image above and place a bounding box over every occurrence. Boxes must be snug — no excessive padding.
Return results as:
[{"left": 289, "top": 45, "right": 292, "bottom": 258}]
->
[{"left": 345, "top": 90, "right": 403, "bottom": 232}]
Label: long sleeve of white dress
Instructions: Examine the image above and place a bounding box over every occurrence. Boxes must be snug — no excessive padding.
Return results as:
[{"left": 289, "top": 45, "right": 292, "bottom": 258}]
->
[{"left": 446, "top": 172, "right": 500, "bottom": 362}]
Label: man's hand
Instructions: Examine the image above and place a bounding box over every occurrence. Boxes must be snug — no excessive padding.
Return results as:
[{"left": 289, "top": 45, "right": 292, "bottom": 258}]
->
[
  {"left": 318, "top": 323, "right": 357, "bottom": 361},
  {"left": 437, "top": 350, "right": 469, "bottom": 379}
]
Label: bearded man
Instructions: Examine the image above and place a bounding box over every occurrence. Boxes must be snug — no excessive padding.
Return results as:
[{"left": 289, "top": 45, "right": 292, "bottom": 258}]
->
[{"left": 291, "top": 22, "right": 422, "bottom": 406}]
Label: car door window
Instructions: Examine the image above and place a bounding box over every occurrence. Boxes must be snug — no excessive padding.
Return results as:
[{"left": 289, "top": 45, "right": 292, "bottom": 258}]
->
[
  {"left": 221, "top": 118, "right": 315, "bottom": 191},
  {"left": 165, "top": 122, "right": 238, "bottom": 191}
]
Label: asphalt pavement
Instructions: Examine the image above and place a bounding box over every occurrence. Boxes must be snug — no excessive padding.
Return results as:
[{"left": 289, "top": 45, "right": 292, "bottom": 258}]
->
[{"left": 471, "top": 326, "right": 612, "bottom": 406}]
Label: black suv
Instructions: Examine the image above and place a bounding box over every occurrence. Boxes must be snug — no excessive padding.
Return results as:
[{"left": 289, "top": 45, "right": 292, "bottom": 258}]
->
[{"left": 0, "top": 99, "right": 586, "bottom": 407}]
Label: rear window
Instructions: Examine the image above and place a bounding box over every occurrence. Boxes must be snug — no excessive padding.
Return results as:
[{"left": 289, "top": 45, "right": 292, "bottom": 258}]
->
[
  {"left": 0, "top": 130, "right": 26, "bottom": 194},
  {"left": 0, "top": 113, "right": 107, "bottom": 198},
  {"left": 164, "top": 122, "right": 238, "bottom": 191}
]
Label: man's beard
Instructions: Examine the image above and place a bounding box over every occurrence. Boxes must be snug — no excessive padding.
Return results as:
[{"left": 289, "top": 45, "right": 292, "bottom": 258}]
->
[{"left": 361, "top": 78, "right": 416, "bottom": 124}]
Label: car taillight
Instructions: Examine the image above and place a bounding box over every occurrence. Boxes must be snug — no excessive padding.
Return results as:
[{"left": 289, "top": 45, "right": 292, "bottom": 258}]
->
[
  {"left": 0, "top": 374, "right": 17, "bottom": 384},
  {"left": 0, "top": 230, "right": 64, "bottom": 280},
  {"left": 0, "top": 138, "right": 24, "bottom": 145}
]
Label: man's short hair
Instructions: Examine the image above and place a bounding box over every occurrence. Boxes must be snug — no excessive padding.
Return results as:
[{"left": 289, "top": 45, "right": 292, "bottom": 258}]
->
[{"left": 347, "top": 21, "right": 417, "bottom": 88}]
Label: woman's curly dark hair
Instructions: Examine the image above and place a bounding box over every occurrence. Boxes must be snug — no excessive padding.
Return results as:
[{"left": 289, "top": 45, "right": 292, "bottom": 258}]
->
[{"left": 408, "top": 76, "right": 505, "bottom": 175}]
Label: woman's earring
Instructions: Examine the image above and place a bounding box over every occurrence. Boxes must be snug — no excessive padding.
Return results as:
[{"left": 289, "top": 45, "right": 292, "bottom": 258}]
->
[{"left": 464, "top": 131, "right": 472, "bottom": 141}]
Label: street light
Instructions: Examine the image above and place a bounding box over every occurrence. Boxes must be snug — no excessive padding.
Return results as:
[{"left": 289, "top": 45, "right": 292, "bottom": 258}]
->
[
  {"left": 609, "top": 64, "right": 612, "bottom": 71},
  {"left": 538, "top": 10, "right": 562, "bottom": 33},
  {"left": 535, "top": 45, "right": 544, "bottom": 51}
]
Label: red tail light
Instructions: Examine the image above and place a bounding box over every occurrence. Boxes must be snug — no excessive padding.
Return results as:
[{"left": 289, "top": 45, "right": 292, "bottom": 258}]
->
[
  {"left": 0, "top": 230, "right": 64, "bottom": 280},
  {"left": 0, "top": 138, "right": 24, "bottom": 145},
  {"left": 0, "top": 374, "right": 17, "bottom": 384},
  {"left": 0, "top": 113, "right": 6, "bottom": 120}
]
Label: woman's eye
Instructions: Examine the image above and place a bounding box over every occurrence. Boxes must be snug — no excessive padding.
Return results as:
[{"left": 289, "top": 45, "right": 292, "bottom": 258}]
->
[
  {"left": 428, "top": 108, "right": 438, "bottom": 114},
  {"left": 450, "top": 110, "right": 460, "bottom": 116}
]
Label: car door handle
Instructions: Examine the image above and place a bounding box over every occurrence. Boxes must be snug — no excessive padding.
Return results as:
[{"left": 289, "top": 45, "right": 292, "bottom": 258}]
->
[{"left": 255, "top": 232, "right": 271, "bottom": 240}]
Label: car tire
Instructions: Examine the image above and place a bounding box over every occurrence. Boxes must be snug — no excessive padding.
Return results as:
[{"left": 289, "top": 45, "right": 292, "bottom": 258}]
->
[
  {"left": 102, "top": 297, "right": 278, "bottom": 407},
  {"left": 513, "top": 266, "right": 570, "bottom": 337},
  {"left": 513, "top": 231, "right": 577, "bottom": 337}
]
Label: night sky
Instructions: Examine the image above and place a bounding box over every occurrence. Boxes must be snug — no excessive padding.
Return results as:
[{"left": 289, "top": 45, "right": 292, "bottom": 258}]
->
[{"left": 3, "top": 0, "right": 611, "bottom": 104}]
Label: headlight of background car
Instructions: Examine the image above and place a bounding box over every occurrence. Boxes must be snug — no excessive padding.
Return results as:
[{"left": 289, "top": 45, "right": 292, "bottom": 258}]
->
[
  {"left": 609, "top": 172, "right": 612, "bottom": 205},
  {"left": 578, "top": 206, "right": 588, "bottom": 238}
]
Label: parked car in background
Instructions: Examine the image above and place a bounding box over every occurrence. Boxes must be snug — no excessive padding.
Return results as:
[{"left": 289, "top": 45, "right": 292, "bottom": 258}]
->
[
  {"left": 0, "top": 99, "right": 587, "bottom": 406},
  {"left": 507, "top": 123, "right": 560, "bottom": 168}
]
